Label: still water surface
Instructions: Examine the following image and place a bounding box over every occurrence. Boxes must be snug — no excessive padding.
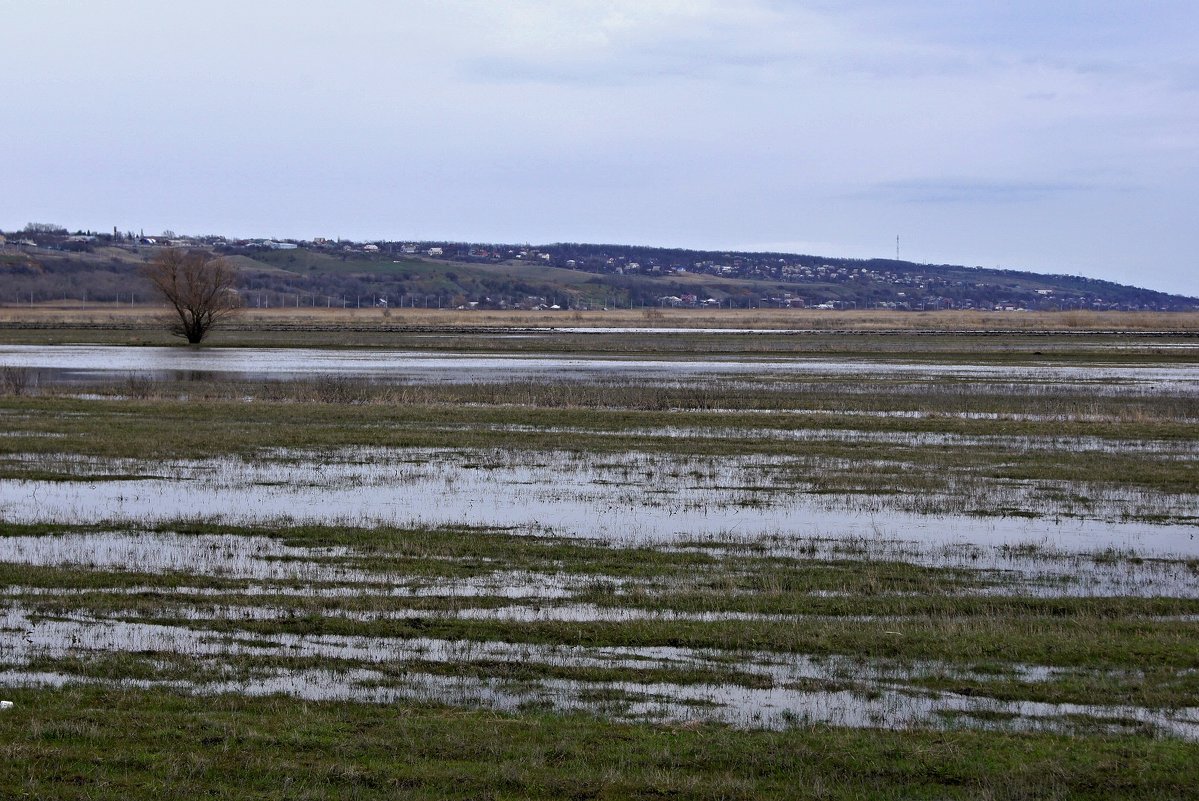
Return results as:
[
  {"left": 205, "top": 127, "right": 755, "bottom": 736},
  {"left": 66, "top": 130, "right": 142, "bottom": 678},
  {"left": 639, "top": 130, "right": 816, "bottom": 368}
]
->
[{"left": 3, "top": 344, "right": 1198, "bottom": 388}]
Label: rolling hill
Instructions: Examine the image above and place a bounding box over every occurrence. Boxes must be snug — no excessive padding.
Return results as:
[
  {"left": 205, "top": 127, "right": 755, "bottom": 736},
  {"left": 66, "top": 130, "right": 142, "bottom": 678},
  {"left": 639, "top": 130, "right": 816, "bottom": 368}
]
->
[{"left": 2, "top": 229, "right": 1195, "bottom": 312}]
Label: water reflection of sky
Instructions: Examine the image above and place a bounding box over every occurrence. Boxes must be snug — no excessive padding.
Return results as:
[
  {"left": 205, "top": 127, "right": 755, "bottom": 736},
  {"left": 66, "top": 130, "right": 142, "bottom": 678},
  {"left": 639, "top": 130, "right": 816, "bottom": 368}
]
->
[
  {"left": 3, "top": 344, "right": 1199, "bottom": 388},
  {"left": 3, "top": 604, "right": 1198, "bottom": 738},
  {"left": 2, "top": 449, "right": 1195, "bottom": 558}
]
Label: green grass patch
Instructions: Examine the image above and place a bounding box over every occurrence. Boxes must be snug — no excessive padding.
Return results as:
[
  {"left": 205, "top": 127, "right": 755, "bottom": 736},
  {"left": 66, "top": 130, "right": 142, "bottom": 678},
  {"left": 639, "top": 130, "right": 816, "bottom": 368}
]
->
[{"left": 0, "top": 686, "right": 1196, "bottom": 799}]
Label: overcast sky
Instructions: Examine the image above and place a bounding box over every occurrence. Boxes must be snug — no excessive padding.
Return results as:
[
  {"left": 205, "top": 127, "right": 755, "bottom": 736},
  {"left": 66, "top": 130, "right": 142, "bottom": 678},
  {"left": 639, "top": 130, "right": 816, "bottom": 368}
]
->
[{"left": 3, "top": 1, "right": 1197, "bottom": 295}]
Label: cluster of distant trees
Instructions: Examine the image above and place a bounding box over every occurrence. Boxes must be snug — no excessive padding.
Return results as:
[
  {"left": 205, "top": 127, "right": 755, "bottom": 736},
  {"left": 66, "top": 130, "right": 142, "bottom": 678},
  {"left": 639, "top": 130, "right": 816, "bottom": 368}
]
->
[{"left": 22, "top": 222, "right": 69, "bottom": 234}]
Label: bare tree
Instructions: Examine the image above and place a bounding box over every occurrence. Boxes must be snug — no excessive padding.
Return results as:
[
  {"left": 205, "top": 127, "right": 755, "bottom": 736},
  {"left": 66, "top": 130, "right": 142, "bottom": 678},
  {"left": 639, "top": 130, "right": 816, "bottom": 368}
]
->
[{"left": 142, "top": 249, "right": 241, "bottom": 344}]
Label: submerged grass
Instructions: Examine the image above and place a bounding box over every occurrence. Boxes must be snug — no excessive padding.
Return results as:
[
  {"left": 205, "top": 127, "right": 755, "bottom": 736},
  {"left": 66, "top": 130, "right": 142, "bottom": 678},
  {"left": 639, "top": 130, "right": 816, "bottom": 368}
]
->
[
  {"left": 0, "top": 520, "right": 1169, "bottom": 605},
  {"left": 5, "top": 519, "right": 1199, "bottom": 712},
  {"left": 1, "top": 395, "right": 1195, "bottom": 502},
  {"left": 130, "top": 610, "right": 1196, "bottom": 673}
]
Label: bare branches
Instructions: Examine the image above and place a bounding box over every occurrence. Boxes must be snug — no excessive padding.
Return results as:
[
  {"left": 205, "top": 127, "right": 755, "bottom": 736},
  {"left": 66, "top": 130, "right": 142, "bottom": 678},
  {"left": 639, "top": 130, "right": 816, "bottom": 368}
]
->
[{"left": 142, "top": 249, "right": 241, "bottom": 344}]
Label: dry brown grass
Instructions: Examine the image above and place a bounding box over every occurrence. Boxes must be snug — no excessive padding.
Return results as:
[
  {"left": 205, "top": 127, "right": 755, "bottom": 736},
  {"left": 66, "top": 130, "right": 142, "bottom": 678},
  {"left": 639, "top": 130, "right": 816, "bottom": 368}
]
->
[{"left": 2, "top": 303, "right": 1198, "bottom": 332}]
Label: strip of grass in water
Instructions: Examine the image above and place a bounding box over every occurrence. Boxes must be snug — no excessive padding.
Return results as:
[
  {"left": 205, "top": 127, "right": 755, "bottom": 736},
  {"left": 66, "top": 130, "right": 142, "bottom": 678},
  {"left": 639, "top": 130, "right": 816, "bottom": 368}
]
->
[
  {"left": 0, "top": 562, "right": 252, "bottom": 593},
  {"left": 10, "top": 621, "right": 1198, "bottom": 708},
  {"left": 583, "top": 589, "right": 1199, "bottom": 619},
  {"left": 14, "top": 571, "right": 1199, "bottom": 632},
  {"left": 904, "top": 667, "right": 1199, "bottom": 711},
  {"left": 7, "top": 610, "right": 1198, "bottom": 708},
  {"left": 10, "top": 650, "right": 773, "bottom": 692},
  {"left": 0, "top": 521, "right": 1013, "bottom": 595},
  {"left": 358, "top": 656, "right": 775, "bottom": 691},
  {"left": 105, "top": 610, "right": 1198, "bottom": 674},
  {"left": 4, "top": 521, "right": 1197, "bottom": 614},
  {"left": 3, "top": 395, "right": 1196, "bottom": 456},
  {"left": 6, "top": 522, "right": 1198, "bottom": 707},
  {"left": 12, "top": 652, "right": 244, "bottom": 685},
  {"left": 17, "top": 371, "right": 1199, "bottom": 419},
  {"left": 1, "top": 396, "right": 1194, "bottom": 503},
  {"left": 0, "top": 686, "right": 1195, "bottom": 800}
]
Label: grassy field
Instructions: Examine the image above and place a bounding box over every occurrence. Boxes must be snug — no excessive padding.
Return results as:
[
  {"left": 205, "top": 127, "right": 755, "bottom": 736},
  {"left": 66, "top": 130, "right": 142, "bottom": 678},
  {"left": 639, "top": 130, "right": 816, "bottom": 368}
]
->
[
  {"left": 3, "top": 687, "right": 1198, "bottom": 800},
  {"left": 1, "top": 321, "right": 1198, "bottom": 796}
]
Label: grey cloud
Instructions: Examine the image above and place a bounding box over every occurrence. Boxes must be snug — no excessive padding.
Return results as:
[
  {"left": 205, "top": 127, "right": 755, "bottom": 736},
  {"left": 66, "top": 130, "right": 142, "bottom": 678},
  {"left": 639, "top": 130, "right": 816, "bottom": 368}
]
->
[{"left": 869, "top": 179, "right": 1097, "bottom": 204}]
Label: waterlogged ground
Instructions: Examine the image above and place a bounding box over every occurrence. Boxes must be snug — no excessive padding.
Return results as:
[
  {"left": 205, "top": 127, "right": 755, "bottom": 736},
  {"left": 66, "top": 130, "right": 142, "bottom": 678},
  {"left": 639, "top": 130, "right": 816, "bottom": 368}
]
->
[
  {"left": 1, "top": 337, "right": 1198, "bottom": 753},
  {"left": 2, "top": 522, "right": 1199, "bottom": 739},
  {"left": 1, "top": 446, "right": 1197, "bottom": 554}
]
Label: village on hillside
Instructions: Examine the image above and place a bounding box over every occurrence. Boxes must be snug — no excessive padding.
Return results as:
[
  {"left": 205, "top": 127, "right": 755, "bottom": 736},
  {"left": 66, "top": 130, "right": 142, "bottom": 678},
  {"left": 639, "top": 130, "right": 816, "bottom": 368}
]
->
[{"left": 2, "top": 224, "right": 1195, "bottom": 313}]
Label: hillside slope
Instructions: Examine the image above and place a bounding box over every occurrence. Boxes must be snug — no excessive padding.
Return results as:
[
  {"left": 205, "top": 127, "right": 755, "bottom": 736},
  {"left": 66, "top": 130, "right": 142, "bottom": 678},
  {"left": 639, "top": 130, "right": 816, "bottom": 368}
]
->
[{"left": 1, "top": 232, "right": 1194, "bottom": 312}]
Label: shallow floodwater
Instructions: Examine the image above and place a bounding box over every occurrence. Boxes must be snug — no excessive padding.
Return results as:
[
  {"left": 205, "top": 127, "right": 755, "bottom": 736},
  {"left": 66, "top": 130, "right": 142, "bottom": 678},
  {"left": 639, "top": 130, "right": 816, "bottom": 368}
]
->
[
  {"left": 3, "top": 605, "right": 1196, "bottom": 738},
  {"left": 1, "top": 448, "right": 1196, "bottom": 563},
  {"left": 3, "top": 344, "right": 1199, "bottom": 389},
  {"left": 4, "top": 344, "right": 1198, "bottom": 740},
  {"left": 0, "top": 524, "right": 1193, "bottom": 599}
]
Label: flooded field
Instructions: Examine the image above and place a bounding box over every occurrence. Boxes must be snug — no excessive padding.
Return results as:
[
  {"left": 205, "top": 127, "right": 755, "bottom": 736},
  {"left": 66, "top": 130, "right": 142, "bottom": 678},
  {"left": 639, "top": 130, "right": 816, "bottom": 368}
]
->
[
  {"left": 2, "top": 337, "right": 1198, "bottom": 748},
  {"left": 2, "top": 514, "right": 1198, "bottom": 738},
  {"left": 4, "top": 342, "right": 1199, "bottom": 390},
  {"left": 4, "top": 600, "right": 1199, "bottom": 737},
  {"left": 1, "top": 447, "right": 1196, "bottom": 555}
]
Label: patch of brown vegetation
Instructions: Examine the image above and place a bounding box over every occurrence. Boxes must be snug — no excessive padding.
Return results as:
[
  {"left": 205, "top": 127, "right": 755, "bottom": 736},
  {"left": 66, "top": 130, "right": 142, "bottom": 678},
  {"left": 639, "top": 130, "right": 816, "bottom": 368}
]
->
[{"left": 2, "top": 304, "right": 1198, "bottom": 333}]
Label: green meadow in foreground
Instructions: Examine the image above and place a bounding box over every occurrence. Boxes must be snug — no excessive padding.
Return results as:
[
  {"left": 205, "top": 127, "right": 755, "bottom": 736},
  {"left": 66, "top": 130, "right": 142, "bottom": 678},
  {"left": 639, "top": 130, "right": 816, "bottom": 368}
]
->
[{"left": 1, "top": 687, "right": 1197, "bottom": 800}]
